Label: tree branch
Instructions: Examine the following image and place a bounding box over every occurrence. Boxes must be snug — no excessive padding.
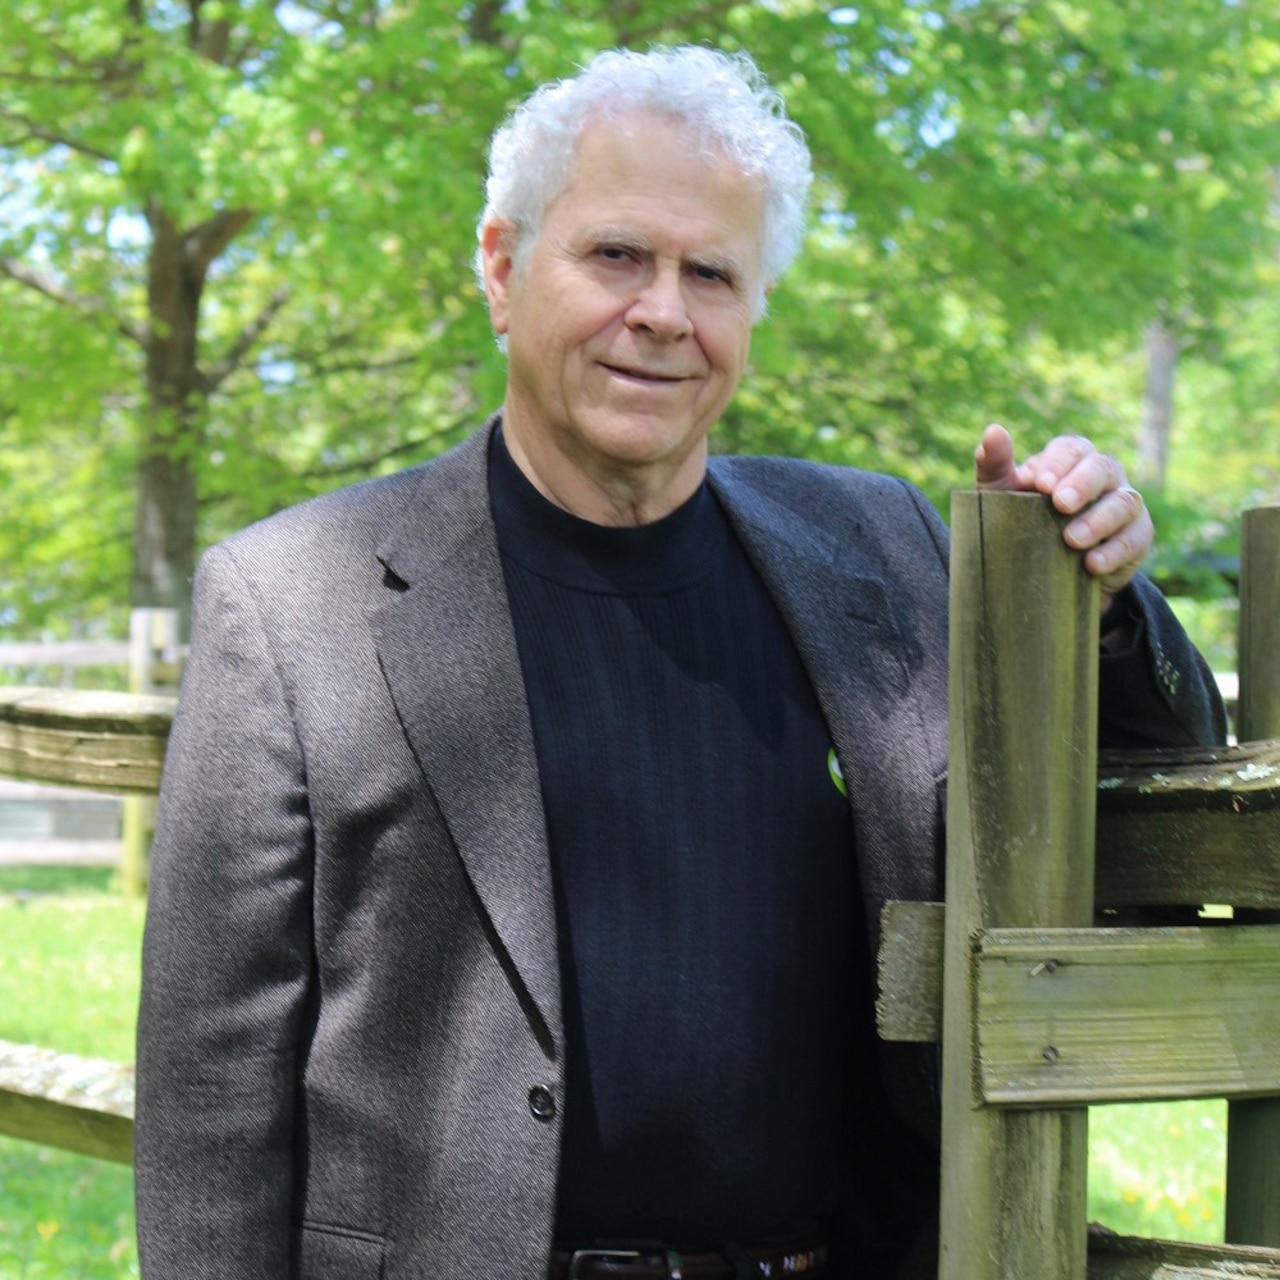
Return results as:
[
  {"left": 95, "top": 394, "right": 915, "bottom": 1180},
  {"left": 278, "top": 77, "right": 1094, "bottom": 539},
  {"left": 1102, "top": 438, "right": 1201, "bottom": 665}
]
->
[
  {"left": 0, "top": 256, "right": 149, "bottom": 346},
  {"left": 297, "top": 417, "right": 468, "bottom": 481},
  {"left": 467, "top": 0, "right": 516, "bottom": 51},
  {"left": 611, "top": 0, "right": 744, "bottom": 46},
  {"left": 299, "top": 352, "right": 422, "bottom": 378},
  {"left": 188, "top": 0, "right": 233, "bottom": 63},
  {"left": 201, "top": 286, "right": 292, "bottom": 392},
  {"left": 0, "top": 109, "right": 115, "bottom": 162},
  {"left": 183, "top": 208, "right": 255, "bottom": 277}
]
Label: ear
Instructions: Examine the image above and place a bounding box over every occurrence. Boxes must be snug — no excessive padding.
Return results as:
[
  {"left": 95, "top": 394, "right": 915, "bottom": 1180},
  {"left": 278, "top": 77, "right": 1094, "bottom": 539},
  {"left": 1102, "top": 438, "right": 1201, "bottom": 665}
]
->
[{"left": 480, "top": 218, "right": 517, "bottom": 335}]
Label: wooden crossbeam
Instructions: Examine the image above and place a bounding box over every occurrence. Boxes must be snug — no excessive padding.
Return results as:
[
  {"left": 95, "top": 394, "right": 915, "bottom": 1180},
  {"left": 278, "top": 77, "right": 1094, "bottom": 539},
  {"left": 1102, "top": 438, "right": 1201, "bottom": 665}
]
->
[
  {"left": 877, "top": 899, "right": 946, "bottom": 1043},
  {"left": 878, "top": 906, "right": 1280, "bottom": 1106},
  {"left": 977, "top": 925, "right": 1280, "bottom": 1105},
  {"left": 0, "top": 687, "right": 174, "bottom": 794},
  {"left": 1088, "top": 1230, "right": 1280, "bottom": 1278},
  {"left": 0, "top": 1039, "right": 134, "bottom": 1165},
  {"left": 1097, "top": 738, "right": 1280, "bottom": 911}
]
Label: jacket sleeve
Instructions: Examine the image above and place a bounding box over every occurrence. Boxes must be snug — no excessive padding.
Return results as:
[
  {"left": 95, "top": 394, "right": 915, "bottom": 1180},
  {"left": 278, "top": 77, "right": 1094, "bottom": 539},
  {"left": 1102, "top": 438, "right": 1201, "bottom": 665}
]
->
[
  {"left": 1097, "top": 573, "right": 1228, "bottom": 750},
  {"left": 135, "top": 543, "right": 314, "bottom": 1278}
]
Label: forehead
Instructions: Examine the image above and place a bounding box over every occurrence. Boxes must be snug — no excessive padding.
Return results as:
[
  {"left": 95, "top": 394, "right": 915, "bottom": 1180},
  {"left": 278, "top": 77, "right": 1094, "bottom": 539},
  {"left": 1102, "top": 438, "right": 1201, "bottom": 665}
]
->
[{"left": 546, "top": 112, "right": 766, "bottom": 258}]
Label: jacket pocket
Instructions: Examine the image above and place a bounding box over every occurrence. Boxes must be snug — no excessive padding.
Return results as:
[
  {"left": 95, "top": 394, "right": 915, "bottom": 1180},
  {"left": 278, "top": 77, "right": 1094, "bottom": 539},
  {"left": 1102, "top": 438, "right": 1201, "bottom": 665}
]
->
[{"left": 295, "top": 1220, "right": 386, "bottom": 1279}]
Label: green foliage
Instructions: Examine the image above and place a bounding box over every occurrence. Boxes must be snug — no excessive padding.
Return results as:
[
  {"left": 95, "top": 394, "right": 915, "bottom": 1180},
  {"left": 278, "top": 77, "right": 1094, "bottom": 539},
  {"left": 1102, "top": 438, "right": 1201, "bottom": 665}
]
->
[{"left": 2, "top": 0, "right": 1280, "bottom": 633}]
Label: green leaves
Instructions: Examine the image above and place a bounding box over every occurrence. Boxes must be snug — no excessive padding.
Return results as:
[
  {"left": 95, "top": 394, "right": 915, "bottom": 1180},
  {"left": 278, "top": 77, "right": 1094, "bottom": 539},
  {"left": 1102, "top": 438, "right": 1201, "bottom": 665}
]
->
[{"left": 2, "top": 0, "right": 1278, "bottom": 635}]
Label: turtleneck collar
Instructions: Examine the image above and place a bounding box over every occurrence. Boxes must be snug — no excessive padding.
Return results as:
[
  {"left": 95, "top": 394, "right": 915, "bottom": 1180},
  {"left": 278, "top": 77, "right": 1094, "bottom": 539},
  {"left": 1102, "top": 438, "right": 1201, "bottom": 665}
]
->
[{"left": 488, "top": 424, "right": 728, "bottom": 595}]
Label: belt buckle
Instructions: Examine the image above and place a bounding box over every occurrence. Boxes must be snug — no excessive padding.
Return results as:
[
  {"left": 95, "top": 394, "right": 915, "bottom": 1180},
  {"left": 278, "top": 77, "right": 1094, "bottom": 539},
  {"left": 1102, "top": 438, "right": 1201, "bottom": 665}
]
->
[{"left": 566, "top": 1248, "right": 643, "bottom": 1279}]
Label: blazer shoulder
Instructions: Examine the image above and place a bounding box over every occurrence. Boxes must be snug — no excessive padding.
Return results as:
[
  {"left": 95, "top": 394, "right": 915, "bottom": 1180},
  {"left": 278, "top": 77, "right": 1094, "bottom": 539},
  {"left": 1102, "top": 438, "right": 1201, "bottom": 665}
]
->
[
  {"left": 708, "top": 454, "right": 950, "bottom": 558},
  {"left": 219, "top": 465, "right": 428, "bottom": 559},
  {"left": 206, "top": 426, "right": 492, "bottom": 590},
  {"left": 711, "top": 453, "right": 938, "bottom": 513}
]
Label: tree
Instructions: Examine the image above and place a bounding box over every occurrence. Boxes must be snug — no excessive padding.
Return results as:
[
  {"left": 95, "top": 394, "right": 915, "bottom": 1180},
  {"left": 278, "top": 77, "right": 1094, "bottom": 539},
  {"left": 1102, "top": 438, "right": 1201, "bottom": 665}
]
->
[
  {"left": 3, "top": 0, "right": 1279, "bottom": 638},
  {"left": 1, "top": 0, "right": 518, "bottom": 631}
]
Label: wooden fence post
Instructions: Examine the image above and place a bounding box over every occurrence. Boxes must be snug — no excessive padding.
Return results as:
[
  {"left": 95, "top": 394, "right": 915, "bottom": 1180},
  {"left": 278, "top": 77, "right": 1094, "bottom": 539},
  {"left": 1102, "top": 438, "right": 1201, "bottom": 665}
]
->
[
  {"left": 939, "top": 491, "right": 1099, "bottom": 1280},
  {"left": 120, "top": 607, "right": 179, "bottom": 898},
  {"left": 1225, "top": 505, "right": 1280, "bottom": 1247}
]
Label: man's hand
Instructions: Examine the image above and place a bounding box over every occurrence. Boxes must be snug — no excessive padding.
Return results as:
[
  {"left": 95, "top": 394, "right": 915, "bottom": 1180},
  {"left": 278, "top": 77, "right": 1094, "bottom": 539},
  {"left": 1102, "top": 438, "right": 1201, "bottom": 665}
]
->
[{"left": 974, "top": 424, "right": 1153, "bottom": 604}]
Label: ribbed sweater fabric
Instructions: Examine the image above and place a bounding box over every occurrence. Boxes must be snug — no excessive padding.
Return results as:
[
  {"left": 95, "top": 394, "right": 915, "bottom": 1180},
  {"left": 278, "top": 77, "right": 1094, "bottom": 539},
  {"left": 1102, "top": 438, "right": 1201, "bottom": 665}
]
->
[{"left": 489, "top": 432, "right": 863, "bottom": 1248}]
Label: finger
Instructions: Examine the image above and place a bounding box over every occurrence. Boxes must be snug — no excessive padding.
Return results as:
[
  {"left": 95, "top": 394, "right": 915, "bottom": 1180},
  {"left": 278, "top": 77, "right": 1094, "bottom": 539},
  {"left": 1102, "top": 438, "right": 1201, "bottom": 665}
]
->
[
  {"left": 1073, "top": 488, "right": 1154, "bottom": 594},
  {"left": 974, "top": 423, "right": 1017, "bottom": 490},
  {"left": 1063, "top": 483, "right": 1147, "bottom": 553},
  {"left": 1020, "top": 436, "right": 1123, "bottom": 510},
  {"left": 1051, "top": 453, "right": 1129, "bottom": 517}
]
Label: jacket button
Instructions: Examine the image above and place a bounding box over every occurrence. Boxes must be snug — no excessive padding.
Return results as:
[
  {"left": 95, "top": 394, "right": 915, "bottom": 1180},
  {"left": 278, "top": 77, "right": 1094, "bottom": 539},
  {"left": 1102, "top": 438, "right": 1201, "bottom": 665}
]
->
[{"left": 528, "top": 1085, "right": 556, "bottom": 1121}]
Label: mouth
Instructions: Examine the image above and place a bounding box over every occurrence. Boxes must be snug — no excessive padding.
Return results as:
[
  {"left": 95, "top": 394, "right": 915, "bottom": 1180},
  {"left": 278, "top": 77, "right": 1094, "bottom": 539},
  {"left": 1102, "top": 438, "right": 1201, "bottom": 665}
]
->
[{"left": 600, "top": 362, "right": 688, "bottom": 385}]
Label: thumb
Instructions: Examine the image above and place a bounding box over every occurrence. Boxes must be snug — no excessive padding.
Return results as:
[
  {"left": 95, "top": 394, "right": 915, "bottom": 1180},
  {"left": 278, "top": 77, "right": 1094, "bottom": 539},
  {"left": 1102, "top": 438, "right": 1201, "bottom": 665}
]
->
[{"left": 974, "top": 423, "right": 1018, "bottom": 491}]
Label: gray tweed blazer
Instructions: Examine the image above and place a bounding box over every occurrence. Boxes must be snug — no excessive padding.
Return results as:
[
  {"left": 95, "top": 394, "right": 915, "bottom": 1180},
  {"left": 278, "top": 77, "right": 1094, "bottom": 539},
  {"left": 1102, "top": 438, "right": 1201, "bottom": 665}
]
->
[{"left": 134, "top": 419, "right": 1222, "bottom": 1279}]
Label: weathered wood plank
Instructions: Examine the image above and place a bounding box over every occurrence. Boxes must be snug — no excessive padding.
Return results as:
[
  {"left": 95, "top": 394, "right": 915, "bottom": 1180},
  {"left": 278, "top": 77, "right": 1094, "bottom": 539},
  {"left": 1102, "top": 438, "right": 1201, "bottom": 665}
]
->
[
  {"left": 0, "top": 687, "right": 173, "bottom": 794},
  {"left": 1087, "top": 1229, "right": 1280, "bottom": 1278},
  {"left": 1096, "top": 808, "right": 1280, "bottom": 911},
  {"left": 1227, "top": 504, "right": 1280, "bottom": 1248},
  {"left": 940, "top": 491, "right": 1096, "bottom": 1280},
  {"left": 976, "top": 925, "right": 1280, "bottom": 1106},
  {"left": 1095, "top": 738, "right": 1280, "bottom": 911},
  {"left": 0, "top": 641, "right": 132, "bottom": 669},
  {"left": 876, "top": 909, "right": 1280, "bottom": 1110},
  {"left": 1097, "top": 738, "right": 1280, "bottom": 808},
  {"left": 877, "top": 899, "right": 944, "bottom": 1043},
  {"left": 0, "top": 1039, "right": 134, "bottom": 1165}
]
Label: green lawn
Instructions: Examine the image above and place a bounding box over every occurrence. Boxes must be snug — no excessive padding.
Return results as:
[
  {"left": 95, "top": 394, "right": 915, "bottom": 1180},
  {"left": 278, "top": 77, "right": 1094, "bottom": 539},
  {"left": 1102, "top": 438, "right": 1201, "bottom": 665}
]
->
[
  {"left": 0, "top": 865, "right": 1231, "bottom": 1275},
  {"left": 0, "top": 866, "right": 142, "bottom": 1279},
  {"left": 1090, "top": 1100, "right": 1226, "bottom": 1240}
]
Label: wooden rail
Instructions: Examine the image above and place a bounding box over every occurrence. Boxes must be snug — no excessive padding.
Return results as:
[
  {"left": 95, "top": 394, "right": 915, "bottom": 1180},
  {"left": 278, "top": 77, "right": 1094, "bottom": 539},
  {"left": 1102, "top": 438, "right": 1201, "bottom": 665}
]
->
[
  {"left": 0, "top": 1039, "right": 134, "bottom": 1164},
  {"left": 0, "top": 685, "right": 165, "bottom": 1166},
  {"left": 0, "top": 687, "right": 174, "bottom": 794},
  {"left": 1088, "top": 1232, "right": 1280, "bottom": 1278}
]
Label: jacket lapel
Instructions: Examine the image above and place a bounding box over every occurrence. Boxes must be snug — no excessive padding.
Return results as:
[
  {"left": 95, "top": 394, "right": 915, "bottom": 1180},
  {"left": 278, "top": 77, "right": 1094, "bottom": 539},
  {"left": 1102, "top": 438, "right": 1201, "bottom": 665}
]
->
[
  {"left": 708, "top": 462, "right": 946, "bottom": 940},
  {"left": 371, "top": 425, "right": 561, "bottom": 1050}
]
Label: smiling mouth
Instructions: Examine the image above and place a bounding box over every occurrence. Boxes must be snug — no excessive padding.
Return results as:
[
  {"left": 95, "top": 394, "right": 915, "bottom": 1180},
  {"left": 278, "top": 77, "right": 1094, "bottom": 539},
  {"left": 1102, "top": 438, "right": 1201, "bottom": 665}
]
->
[{"left": 601, "top": 363, "right": 687, "bottom": 384}]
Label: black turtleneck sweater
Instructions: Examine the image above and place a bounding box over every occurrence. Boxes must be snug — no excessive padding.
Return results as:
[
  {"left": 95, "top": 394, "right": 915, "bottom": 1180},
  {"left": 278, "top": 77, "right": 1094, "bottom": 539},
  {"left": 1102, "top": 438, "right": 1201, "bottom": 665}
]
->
[{"left": 489, "top": 431, "right": 865, "bottom": 1248}]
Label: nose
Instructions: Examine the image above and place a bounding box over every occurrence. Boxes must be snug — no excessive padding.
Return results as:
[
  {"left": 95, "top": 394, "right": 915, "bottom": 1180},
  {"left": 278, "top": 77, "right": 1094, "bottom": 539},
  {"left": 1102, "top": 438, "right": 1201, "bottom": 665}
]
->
[{"left": 626, "top": 266, "right": 692, "bottom": 341}]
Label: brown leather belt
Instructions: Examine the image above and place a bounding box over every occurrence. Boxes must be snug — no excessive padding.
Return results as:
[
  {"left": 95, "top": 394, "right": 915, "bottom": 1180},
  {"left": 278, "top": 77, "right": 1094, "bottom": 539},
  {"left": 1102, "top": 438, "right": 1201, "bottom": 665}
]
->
[{"left": 548, "top": 1234, "right": 829, "bottom": 1279}]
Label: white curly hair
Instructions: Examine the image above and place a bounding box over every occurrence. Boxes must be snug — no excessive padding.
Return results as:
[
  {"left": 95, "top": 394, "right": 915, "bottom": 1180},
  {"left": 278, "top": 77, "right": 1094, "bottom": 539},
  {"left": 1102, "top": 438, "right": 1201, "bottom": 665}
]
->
[{"left": 475, "top": 45, "right": 813, "bottom": 310}]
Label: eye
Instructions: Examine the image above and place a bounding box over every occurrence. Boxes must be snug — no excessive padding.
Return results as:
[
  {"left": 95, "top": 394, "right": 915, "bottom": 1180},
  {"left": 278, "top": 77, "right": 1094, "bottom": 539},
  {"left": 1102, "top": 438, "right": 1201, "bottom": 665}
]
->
[
  {"left": 597, "top": 244, "right": 635, "bottom": 263},
  {"left": 691, "top": 263, "right": 731, "bottom": 286}
]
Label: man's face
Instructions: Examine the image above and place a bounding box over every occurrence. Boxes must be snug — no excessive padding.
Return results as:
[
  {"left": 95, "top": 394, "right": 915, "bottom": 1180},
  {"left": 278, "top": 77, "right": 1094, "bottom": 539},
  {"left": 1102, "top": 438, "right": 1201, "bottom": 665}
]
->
[{"left": 482, "top": 112, "right": 766, "bottom": 520}]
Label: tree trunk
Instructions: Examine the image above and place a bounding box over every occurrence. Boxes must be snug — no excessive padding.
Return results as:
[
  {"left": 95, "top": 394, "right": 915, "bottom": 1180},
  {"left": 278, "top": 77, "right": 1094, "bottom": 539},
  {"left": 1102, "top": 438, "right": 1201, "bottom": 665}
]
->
[
  {"left": 131, "top": 207, "right": 202, "bottom": 626},
  {"left": 131, "top": 204, "right": 251, "bottom": 632},
  {"left": 1136, "top": 316, "right": 1179, "bottom": 491}
]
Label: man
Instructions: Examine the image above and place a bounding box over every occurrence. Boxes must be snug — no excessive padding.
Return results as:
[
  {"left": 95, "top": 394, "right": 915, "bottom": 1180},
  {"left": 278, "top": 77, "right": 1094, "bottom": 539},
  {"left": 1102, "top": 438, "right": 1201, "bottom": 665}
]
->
[{"left": 135, "top": 46, "right": 1225, "bottom": 1280}]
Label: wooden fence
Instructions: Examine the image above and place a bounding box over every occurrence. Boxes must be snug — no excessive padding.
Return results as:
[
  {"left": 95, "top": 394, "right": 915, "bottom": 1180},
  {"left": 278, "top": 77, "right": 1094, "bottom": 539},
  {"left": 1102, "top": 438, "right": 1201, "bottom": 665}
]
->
[
  {"left": 877, "top": 496, "right": 1280, "bottom": 1278},
  {"left": 1, "top": 502, "right": 1278, "bottom": 1277},
  {"left": 0, "top": 685, "right": 169, "bottom": 1167}
]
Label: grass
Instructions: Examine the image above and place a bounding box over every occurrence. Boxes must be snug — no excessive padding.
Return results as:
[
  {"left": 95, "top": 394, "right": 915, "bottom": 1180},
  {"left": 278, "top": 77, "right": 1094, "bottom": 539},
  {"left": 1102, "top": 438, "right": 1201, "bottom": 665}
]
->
[
  {"left": 0, "top": 865, "right": 142, "bottom": 1279},
  {"left": 1089, "top": 1100, "right": 1226, "bottom": 1240},
  {"left": 0, "top": 865, "right": 1233, "bottom": 1274}
]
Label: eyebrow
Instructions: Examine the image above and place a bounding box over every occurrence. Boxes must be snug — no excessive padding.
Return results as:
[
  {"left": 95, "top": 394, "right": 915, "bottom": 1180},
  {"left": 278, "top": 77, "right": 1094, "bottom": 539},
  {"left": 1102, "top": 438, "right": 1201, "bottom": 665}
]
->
[
  {"left": 587, "top": 225, "right": 652, "bottom": 255},
  {"left": 586, "top": 226, "right": 748, "bottom": 286}
]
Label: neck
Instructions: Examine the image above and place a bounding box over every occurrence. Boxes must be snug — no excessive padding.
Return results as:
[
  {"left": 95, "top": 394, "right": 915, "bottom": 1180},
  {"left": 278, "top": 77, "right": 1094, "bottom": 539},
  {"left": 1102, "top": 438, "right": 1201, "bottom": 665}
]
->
[{"left": 500, "top": 417, "right": 707, "bottom": 528}]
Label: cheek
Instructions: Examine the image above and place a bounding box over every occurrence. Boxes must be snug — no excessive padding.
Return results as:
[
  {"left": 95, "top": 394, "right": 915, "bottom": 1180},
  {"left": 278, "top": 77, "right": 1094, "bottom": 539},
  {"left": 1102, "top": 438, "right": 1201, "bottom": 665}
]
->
[{"left": 707, "top": 322, "right": 752, "bottom": 380}]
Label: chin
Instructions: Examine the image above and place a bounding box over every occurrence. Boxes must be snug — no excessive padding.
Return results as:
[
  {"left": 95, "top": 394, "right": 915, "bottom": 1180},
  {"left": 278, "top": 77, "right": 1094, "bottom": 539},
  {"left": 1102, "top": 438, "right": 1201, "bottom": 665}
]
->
[{"left": 586, "top": 415, "right": 703, "bottom": 459}]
